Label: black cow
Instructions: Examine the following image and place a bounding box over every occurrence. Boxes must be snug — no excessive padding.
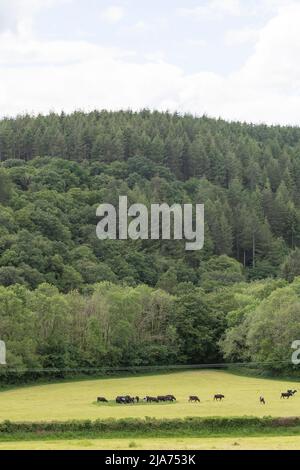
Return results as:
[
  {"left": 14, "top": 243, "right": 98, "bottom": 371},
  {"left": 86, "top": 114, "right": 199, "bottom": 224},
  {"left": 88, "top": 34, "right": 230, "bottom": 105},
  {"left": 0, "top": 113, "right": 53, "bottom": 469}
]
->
[
  {"left": 126, "top": 396, "right": 135, "bottom": 403},
  {"left": 145, "top": 396, "right": 159, "bottom": 403},
  {"left": 259, "top": 396, "right": 265, "bottom": 405},
  {"left": 97, "top": 397, "right": 108, "bottom": 403},
  {"left": 157, "top": 395, "right": 167, "bottom": 402},
  {"left": 189, "top": 396, "right": 200, "bottom": 403},
  {"left": 116, "top": 396, "right": 134, "bottom": 404},
  {"left": 116, "top": 396, "right": 127, "bottom": 404},
  {"left": 214, "top": 394, "right": 225, "bottom": 401},
  {"left": 166, "top": 395, "right": 176, "bottom": 401},
  {"left": 281, "top": 392, "right": 292, "bottom": 399},
  {"left": 158, "top": 395, "right": 176, "bottom": 402}
]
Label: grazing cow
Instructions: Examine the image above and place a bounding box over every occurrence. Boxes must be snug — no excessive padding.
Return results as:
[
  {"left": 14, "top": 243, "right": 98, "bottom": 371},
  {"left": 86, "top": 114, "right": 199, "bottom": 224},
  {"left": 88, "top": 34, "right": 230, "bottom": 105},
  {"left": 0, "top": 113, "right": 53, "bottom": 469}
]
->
[
  {"left": 259, "top": 396, "right": 265, "bottom": 405},
  {"left": 116, "top": 396, "right": 127, "bottom": 404},
  {"left": 97, "top": 397, "right": 108, "bottom": 403},
  {"left": 126, "top": 396, "right": 135, "bottom": 404},
  {"left": 151, "top": 396, "right": 159, "bottom": 403},
  {"left": 157, "top": 395, "right": 167, "bottom": 402},
  {"left": 145, "top": 396, "right": 159, "bottom": 403},
  {"left": 158, "top": 395, "right": 176, "bottom": 402},
  {"left": 189, "top": 396, "right": 200, "bottom": 403},
  {"left": 287, "top": 390, "right": 297, "bottom": 396},
  {"left": 281, "top": 392, "right": 292, "bottom": 399},
  {"left": 214, "top": 394, "right": 225, "bottom": 401},
  {"left": 166, "top": 395, "right": 176, "bottom": 401},
  {"left": 135, "top": 396, "right": 140, "bottom": 403},
  {"left": 116, "top": 396, "right": 134, "bottom": 404}
]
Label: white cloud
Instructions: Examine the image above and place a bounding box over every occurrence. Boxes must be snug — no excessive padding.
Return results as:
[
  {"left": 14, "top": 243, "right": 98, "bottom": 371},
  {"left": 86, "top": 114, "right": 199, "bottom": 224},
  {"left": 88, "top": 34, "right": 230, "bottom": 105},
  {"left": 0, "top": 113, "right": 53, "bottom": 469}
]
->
[
  {"left": 100, "top": 6, "right": 124, "bottom": 24},
  {"left": 144, "top": 51, "right": 166, "bottom": 63},
  {"left": 133, "top": 20, "right": 147, "bottom": 32},
  {"left": 1, "top": 1, "right": 300, "bottom": 124},
  {"left": 177, "top": 0, "right": 243, "bottom": 20},
  {"left": 187, "top": 39, "right": 207, "bottom": 48},
  {"left": 0, "top": 33, "right": 182, "bottom": 115},
  {"left": 193, "top": 2, "right": 300, "bottom": 123},
  {"left": 236, "top": 4, "right": 300, "bottom": 93},
  {"left": 177, "top": 0, "right": 294, "bottom": 21},
  {"left": 129, "top": 18, "right": 168, "bottom": 35},
  {"left": 0, "top": 0, "right": 70, "bottom": 39},
  {"left": 225, "top": 27, "right": 260, "bottom": 46}
]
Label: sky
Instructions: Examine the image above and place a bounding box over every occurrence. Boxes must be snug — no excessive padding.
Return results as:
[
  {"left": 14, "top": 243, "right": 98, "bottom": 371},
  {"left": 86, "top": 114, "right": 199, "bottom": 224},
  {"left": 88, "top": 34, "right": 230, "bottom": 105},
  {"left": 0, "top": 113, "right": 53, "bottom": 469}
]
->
[{"left": 0, "top": 0, "right": 300, "bottom": 124}]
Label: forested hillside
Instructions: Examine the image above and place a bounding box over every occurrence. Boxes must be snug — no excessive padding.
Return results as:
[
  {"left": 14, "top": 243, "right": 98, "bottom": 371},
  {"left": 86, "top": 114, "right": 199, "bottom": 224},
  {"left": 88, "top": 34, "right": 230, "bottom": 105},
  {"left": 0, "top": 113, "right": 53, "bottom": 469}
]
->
[{"left": 1, "top": 110, "right": 300, "bottom": 379}]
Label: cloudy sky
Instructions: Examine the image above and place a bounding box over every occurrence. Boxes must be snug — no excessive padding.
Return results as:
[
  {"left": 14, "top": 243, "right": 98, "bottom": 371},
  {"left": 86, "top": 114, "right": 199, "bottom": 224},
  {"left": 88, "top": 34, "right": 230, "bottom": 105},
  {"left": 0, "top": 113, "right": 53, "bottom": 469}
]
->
[{"left": 0, "top": 0, "right": 300, "bottom": 124}]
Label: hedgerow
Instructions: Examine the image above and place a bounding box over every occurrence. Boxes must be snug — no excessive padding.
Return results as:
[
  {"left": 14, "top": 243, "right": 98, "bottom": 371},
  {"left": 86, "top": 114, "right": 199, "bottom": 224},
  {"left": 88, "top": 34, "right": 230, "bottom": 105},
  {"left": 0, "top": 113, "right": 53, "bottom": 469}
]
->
[{"left": 0, "top": 416, "right": 300, "bottom": 435}]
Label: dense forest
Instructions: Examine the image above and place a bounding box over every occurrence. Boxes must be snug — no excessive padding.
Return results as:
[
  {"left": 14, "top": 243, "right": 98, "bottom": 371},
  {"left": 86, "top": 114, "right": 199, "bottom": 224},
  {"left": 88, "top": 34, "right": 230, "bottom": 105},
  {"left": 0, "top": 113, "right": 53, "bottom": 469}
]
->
[{"left": 1, "top": 110, "right": 300, "bottom": 380}]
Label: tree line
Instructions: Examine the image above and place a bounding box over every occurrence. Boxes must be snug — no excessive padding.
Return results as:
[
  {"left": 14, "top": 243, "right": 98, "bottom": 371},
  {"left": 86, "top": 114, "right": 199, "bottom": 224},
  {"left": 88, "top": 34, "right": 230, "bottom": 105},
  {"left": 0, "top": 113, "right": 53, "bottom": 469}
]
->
[
  {"left": 0, "top": 281, "right": 224, "bottom": 382},
  {"left": 1, "top": 272, "right": 299, "bottom": 381}
]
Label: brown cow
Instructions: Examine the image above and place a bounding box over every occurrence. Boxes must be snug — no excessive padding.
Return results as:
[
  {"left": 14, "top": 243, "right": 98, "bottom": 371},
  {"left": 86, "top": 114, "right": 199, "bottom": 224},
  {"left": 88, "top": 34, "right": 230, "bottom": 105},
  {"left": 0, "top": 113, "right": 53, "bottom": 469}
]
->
[
  {"left": 97, "top": 397, "right": 108, "bottom": 403},
  {"left": 214, "top": 394, "right": 225, "bottom": 401},
  {"left": 189, "top": 396, "right": 200, "bottom": 403}
]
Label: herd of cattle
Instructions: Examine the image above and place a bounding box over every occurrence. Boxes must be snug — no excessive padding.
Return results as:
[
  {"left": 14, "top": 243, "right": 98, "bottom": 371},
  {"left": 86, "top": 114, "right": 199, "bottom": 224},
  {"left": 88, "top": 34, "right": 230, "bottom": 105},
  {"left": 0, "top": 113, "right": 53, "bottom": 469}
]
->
[
  {"left": 96, "top": 389, "right": 298, "bottom": 405},
  {"left": 97, "top": 394, "right": 177, "bottom": 404},
  {"left": 97, "top": 393, "right": 225, "bottom": 404}
]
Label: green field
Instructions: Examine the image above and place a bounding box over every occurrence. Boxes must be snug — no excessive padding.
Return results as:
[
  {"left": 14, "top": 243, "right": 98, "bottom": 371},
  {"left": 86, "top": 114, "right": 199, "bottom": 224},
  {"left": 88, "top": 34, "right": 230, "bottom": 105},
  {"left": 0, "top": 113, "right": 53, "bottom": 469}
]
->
[
  {"left": 1, "top": 370, "right": 300, "bottom": 450},
  {"left": 2, "top": 436, "right": 300, "bottom": 450},
  {"left": 0, "top": 370, "right": 300, "bottom": 422}
]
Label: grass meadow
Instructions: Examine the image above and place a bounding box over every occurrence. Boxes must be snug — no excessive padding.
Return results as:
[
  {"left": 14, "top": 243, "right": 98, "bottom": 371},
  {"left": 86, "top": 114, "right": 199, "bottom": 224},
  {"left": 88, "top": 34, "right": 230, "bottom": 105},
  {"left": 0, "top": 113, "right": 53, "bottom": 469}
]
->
[
  {"left": 1, "top": 370, "right": 300, "bottom": 449},
  {"left": 0, "top": 370, "right": 300, "bottom": 422}
]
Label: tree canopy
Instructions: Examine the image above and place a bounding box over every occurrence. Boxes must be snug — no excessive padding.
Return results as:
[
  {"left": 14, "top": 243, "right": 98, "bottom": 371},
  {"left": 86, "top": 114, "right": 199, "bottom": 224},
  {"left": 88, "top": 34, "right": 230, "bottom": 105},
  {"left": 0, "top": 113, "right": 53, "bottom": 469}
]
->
[{"left": 1, "top": 110, "right": 300, "bottom": 379}]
